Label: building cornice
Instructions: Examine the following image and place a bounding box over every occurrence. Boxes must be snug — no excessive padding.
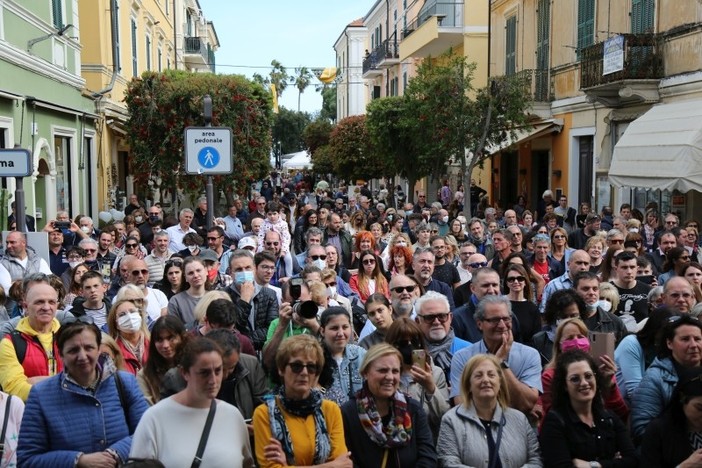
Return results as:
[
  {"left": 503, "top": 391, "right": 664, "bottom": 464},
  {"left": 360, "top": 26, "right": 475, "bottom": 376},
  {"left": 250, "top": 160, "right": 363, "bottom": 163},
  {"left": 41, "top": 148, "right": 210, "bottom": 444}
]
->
[{"left": 0, "top": 42, "right": 85, "bottom": 90}]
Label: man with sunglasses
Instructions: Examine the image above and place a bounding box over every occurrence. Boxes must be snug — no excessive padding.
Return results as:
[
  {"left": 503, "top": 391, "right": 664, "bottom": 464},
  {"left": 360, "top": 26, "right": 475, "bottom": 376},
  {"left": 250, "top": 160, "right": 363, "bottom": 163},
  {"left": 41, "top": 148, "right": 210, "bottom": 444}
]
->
[
  {"left": 264, "top": 230, "right": 300, "bottom": 286},
  {"left": 450, "top": 295, "right": 541, "bottom": 412},
  {"left": 125, "top": 258, "right": 169, "bottom": 321},
  {"left": 453, "top": 253, "right": 487, "bottom": 308},
  {"left": 415, "top": 291, "right": 469, "bottom": 384}
]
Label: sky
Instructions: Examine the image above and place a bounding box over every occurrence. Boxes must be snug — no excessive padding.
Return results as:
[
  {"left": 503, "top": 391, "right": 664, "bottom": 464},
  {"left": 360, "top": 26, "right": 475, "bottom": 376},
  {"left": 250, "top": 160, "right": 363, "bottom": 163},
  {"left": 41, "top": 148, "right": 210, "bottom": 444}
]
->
[{"left": 198, "top": 1, "right": 369, "bottom": 115}]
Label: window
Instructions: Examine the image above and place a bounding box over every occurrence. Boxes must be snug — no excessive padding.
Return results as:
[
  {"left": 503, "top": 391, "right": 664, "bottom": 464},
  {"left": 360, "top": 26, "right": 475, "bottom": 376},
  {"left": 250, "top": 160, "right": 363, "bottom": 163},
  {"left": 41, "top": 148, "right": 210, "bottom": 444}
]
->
[
  {"left": 114, "top": 1, "right": 121, "bottom": 72},
  {"left": 390, "top": 78, "right": 396, "bottom": 96},
  {"left": 403, "top": 72, "right": 407, "bottom": 91},
  {"left": 131, "top": 18, "right": 138, "bottom": 77},
  {"left": 54, "top": 136, "right": 72, "bottom": 213},
  {"left": 51, "top": 0, "right": 63, "bottom": 29},
  {"left": 505, "top": 16, "right": 517, "bottom": 76},
  {"left": 146, "top": 35, "right": 152, "bottom": 70},
  {"left": 577, "top": 0, "right": 595, "bottom": 59},
  {"left": 158, "top": 47, "right": 162, "bottom": 72},
  {"left": 535, "top": 0, "right": 550, "bottom": 100},
  {"left": 631, "top": 0, "right": 654, "bottom": 33},
  {"left": 186, "top": 10, "right": 193, "bottom": 36}
]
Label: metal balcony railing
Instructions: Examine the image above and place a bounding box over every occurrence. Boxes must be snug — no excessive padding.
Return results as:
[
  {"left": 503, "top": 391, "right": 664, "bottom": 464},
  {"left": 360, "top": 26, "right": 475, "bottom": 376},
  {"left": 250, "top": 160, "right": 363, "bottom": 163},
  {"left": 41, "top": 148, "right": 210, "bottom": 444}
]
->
[
  {"left": 402, "top": 1, "right": 463, "bottom": 40},
  {"left": 580, "top": 33, "right": 663, "bottom": 88},
  {"left": 362, "top": 46, "right": 384, "bottom": 75},
  {"left": 514, "top": 69, "right": 554, "bottom": 102},
  {"left": 184, "top": 36, "right": 208, "bottom": 63}
]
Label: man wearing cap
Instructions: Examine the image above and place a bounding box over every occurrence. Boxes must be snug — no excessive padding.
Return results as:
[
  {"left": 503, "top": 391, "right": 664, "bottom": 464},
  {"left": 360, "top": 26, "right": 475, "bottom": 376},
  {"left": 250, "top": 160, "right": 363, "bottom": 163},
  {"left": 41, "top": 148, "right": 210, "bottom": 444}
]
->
[
  {"left": 199, "top": 249, "right": 232, "bottom": 289},
  {"left": 47, "top": 225, "right": 68, "bottom": 277},
  {"left": 568, "top": 213, "right": 602, "bottom": 250}
]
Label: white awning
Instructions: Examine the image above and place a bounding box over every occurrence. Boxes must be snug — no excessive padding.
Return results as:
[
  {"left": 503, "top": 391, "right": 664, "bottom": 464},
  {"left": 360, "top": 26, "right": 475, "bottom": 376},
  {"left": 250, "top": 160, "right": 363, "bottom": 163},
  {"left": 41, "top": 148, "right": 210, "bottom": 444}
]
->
[
  {"left": 282, "top": 151, "right": 312, "bottom": 170},
  {"left": 486, "top": 118, "right": 564, "bottom": 154},
  {"left": 609, "top": 99, "right": 702, "bottom": 192}
]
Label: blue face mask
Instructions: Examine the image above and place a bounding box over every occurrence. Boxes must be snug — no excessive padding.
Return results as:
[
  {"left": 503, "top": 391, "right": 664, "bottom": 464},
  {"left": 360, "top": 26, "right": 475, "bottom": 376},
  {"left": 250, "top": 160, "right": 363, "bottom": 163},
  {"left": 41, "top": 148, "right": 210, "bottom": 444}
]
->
[{"left": 234, "top": 271, "right": 254, "bottom": 284}]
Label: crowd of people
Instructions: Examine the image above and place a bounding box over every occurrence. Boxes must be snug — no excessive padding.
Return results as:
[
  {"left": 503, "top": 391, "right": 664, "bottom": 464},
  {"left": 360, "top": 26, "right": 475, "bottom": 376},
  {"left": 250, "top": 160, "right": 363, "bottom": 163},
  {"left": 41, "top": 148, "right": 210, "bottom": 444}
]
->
[{"left": 0, "top": 175, "right": 701, "bottom": 467}]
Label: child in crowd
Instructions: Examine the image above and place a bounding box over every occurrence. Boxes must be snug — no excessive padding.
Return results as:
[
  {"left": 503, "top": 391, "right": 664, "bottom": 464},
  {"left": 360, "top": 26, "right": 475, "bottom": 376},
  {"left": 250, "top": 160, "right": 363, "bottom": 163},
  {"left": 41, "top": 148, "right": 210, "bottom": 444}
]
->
[{"left": 257, "top": 201, "right": 293, "bottom": 274}]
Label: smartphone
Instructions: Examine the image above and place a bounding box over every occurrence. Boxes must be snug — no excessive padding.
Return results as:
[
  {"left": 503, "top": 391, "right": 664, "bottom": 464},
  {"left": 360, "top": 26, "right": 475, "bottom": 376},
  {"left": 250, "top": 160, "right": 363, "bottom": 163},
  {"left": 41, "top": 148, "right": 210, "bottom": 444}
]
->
[
  {"left": 637, "top": 275, "right": 654, "bottom": 285},
  {"left": 411, "top": 349, "right": 426, "bottom": 369},
  {"left": 589, "top": 332, "right": 615, "bottom": 361}
]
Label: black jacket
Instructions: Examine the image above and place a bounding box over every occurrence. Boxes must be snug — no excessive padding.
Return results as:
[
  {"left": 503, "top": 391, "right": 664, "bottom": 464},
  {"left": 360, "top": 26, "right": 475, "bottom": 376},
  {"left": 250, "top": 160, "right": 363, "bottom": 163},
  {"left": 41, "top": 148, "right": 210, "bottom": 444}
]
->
[
  {"left": 226, "top": 284, "right": 279, "bottom": 350},
  {"left": 341, "top": 396, "right": 437, "bottom": 468},
  {"left": 70, "top": 297, "right": 112, "bottom": 318},
  {"left": 641, "top": 410, "right": 694, "bottom": 468}
]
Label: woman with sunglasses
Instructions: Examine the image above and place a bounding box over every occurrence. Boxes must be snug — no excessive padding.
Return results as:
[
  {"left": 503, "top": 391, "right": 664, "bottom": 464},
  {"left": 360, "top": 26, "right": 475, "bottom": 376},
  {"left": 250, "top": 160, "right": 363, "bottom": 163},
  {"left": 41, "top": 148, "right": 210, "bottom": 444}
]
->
[
  {"left": 253, "top": 334, "right": 351, "bottom": 468},
  {"left": 503, "top": 264, "right": 542, "bottom": 345},
  {"left": 317, "top": 307, "right": 365, "bottom": 405},
  {"left": 138, "top": 316, "right": 190, "bottom": 405},
  {"left": 658, "top": 246, "right": 691, "bottom": 286},
  {"left": 351, "top": 231, "right": 378, "bottom": 269},
  {"left": 437, "top": 354, "right": 542, "bottom": 468},
  {"left": 384, "top": 318, "right": 450, "bottom": 441},
  {"left": 107, "top": 298, "right": 151, "bottom": 375},
  {"left": 155, "top": 258, "right": 184, "bottom": 300},
  {"left": 537, "top": 318, "right": 628, "bottom": 430},
  {"left": 131, "top": 337, "right": 253, "bottom": 467},
  {"left": 540, "top": 350, "right": 638, "bottom": 467},
  {"left": 18, "top": 318, "right": 149, "bottom": 467},
  {"left": 641, "top": 366, "right": 702, "bottom": 467},
  {"left": 631, "top": 315, "right": 702, "bottom": 441},
  {"left": 349, "top": 250, "right": 390, "bottom": 303},
  {"left": 549, "top": 227, "right": 573, "bottom": 270},
  {"left": 116, "top": 236, "right": 146, "bottom": 266},
  {"left": 341, "top": 343, "right": 437, "bottom": 467}
]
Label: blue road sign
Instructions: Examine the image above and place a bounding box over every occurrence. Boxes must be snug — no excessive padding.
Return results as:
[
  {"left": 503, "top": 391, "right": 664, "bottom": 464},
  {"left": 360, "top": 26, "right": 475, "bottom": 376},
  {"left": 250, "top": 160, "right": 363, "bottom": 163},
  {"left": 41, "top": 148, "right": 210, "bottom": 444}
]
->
[{"left": 198, "top": 146, "right": 220, "bottom": 168}]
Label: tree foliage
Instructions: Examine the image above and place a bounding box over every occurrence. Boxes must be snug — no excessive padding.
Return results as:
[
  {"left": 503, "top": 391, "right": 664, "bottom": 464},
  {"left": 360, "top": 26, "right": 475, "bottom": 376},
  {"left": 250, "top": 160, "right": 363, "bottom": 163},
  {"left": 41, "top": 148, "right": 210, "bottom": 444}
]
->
[
  {"left": 124, "top": 70, "right": 272, "bottom": 197},
  {"left": 269, "top": 60, "right": 289, "bottom": 97},
  {"left": 318, "top": 85, "right": 337, "bottom": 122},
  {"left": 329, "top": 115, "right": 392, "bottom": 182},
  {"left": 294, "top": 66, "right": 313, "bottom": 112},
  {"left": 302, "top": 118, "right": 333, "bottom": 156},
  {"left": 272, "top": 107, "right": 312, "bottom": 155}
]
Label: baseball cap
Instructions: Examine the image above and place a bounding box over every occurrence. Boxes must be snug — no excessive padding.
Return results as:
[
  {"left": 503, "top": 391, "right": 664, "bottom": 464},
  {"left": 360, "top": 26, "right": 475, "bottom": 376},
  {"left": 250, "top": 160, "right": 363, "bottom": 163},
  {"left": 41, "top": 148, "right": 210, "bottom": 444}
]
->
[
  {"left": 238, "top": 236, "right": 257, "bottom": 251},
  {"left": 198, "top": 249, "right": 219, "bottom": 263}
]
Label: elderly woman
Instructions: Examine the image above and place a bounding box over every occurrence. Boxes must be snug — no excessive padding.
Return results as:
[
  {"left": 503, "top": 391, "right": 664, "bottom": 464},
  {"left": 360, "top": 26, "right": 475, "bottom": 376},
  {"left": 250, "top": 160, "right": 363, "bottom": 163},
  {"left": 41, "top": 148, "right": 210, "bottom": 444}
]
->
[
  {"left": 540, "top": 350, "right": 638, "bottom": 467},
  {"left": 384, "top": 318, "right": 450, "bottom": 440},
  {"left": 18, "top": 318, "right": 149, "bottom": 467},
  {"left": 388, "top": 244, "right": 414, "bottom": 277},
  {"left": 341, "top": 343, "right": 437, "bottom": 467},
  {"left": 130, "top": 337, "right": 253, "bottom": 467},
  {"left": 631, "top": 315, "right": 702, "bottom": 441},
  {"left": 107, "top": 298, "right": 151, "bottom": 375},
  {"left": 438, "top": 354, "right": 542, "bottom": 467},
  {"left": 253, "top": 335, "right": 351, "bottom": 468}
]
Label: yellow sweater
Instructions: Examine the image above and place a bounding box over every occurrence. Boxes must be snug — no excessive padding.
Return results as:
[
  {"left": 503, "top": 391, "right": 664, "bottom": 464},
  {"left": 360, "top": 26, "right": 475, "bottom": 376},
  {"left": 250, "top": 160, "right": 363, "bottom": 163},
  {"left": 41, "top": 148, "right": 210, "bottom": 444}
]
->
[{"left": 253, "top": 398, "right": 347, "bottom": 468}]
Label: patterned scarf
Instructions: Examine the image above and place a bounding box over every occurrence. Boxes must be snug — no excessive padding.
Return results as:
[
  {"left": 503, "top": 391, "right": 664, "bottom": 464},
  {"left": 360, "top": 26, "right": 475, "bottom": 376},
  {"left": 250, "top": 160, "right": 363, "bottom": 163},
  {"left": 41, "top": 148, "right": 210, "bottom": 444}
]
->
[
  {"left": 355, "top": 382, "right": 413, "bottom": 448},
  {"left": 267, "top": 387, "right": 331, "bottom": 465},
  {"left": 427, "top": 330, "right": 455, "bottom": 382}
]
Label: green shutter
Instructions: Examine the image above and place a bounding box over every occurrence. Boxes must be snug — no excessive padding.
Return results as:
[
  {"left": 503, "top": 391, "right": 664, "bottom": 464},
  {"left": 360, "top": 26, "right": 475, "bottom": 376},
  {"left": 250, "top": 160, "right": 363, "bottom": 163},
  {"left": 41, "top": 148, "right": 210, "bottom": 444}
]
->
[
  {"left": 577, "top": 0, "right": 595, "bottom": 59},
  {"left": 51, "top": 0, "right": 63, "bottom": 29},
  {"left": 536, "top": 0, "right": 551, "bottom": 100},
  {"left": 505, "top": 16, "right": 517, "bottom": 76},
  {"left": 631, "top": 0, "right": 655, "bottom": 33}
]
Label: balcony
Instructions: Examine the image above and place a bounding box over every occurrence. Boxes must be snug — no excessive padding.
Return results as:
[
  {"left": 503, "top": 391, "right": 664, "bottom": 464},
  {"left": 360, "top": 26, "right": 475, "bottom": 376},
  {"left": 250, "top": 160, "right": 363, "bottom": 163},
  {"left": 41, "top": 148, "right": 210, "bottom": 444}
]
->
[
  {"left": 580, "top": 33, "right": 664, "bottom": 107},
  {"left": 183, "top": 36, "right": 209, "bottom": 69},
  {"left": 513, "top": 69, "right": 554, "bottom": 119},
  {"left": 362, "top": 46, "right": 384, "bottom": 78},
  {"left": 399, "top": 1, "right": 463, "bottom": 61},
  {"left": 375, "top": 38, "right": 400, "bottom": 68}
]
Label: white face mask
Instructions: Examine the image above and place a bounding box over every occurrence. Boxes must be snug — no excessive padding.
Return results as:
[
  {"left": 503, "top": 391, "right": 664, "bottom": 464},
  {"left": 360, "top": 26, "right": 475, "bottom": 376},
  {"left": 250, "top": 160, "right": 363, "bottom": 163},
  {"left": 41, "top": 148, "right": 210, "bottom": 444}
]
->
[
  {"left": 628, "top": 228, "right": 639, "bottom": 233},
  {"left": 441, "top": 216, "right": 449, "bottom": 223},
  {"left": 134, "top": 216, "right": 143, "bottom": 223},
  {"left": 80, "top": 226, "right": 91, "bottom": 234},
  {"left": 68, "top": 260, "right": 83, "bottom": 269},
  {"left": 598, "top": 299, "right": 613, "bottom": 312},
  {"left": 312, "top": 259, "right": 327, "bottom": 270},
  {"left": 187, "top": 245, "right": 197, "bottom": 253},
  {"left": 117, "top": 312, "right": 142, "bottom": 333},
  {"left": 327, "top": 286, "right": 337, "bottom": 298}
]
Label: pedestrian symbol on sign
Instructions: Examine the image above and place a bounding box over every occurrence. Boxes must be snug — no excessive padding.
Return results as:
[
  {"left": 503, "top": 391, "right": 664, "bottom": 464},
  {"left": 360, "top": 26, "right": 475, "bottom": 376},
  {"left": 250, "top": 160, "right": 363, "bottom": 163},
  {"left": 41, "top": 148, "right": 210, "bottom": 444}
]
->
[{"left": 198, "top": 146, "right": 219, "bottom": 168}]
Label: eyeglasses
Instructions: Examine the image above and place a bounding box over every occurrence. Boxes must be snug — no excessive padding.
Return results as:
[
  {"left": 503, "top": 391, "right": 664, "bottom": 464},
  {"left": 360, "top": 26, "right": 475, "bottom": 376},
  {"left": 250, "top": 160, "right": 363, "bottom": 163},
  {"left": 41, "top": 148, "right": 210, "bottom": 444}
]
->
[
  {"left": 258, "top": 265, "right": 275, "bottom": 271},
  {"left": 506, "top": 276, "right": 525, "bottom": 283},
  {"left": 669, "top": 292, "right": 694, "bottom": 299},
  {"left": 418, "top": 313, "right": 450, "bottom": 324},
  {"left": 431, "top": 230, "right": 439, "bottom": 234},
  {"left": 63, "top": 315, "right": 95, "bottom": 326},
  {"left": 553, "top": 235, "right": 566, "bottom": 239},
  {"left": 131, "top": 269, "right": 148, "bottom": 276},
  {"left": 67, "top": 255, "right": 83, "bottom": 261},
  {"left": 362, "top": 258, "right": 376, "bottom": 266},
  {"left": 469, "top": 262, "right": 488, "bottom": 268},
  {"left": 310, "top": 255, "right": 327, "bottom": 261},
  {"left": 568, "top": 372, "right": 595, "bottom": 385},
  {"left": 125, "top": 243, "right": 138, "bottom": 248},
  {"left": 207, "top": 236, "right": 222, "bottom": 241},
  {"left": 391, "top": 285, "right": 416, "bottom": 294},
  {"left": 287, "top": 362, "right": 319, "bottom": 374},
  {"left": 84, "top": 249, "right": 97, "bottom": 253},
  {"left": 265, "top": 241, "right": 280, "bottom": 246},
  {"left": 481, "top": 316, "right": 512, "bottom": 325}
]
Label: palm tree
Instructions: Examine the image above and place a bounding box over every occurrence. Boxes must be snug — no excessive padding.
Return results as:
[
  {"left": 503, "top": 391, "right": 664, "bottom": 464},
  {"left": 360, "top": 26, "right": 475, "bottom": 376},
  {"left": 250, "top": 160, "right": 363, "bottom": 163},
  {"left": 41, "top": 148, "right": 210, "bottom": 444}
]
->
[
  {"left": 294, "top": 66, "right": 313, "bottom": 112},
  {"left": 269, "top": 60, "right": 289, "bottom": 98}
]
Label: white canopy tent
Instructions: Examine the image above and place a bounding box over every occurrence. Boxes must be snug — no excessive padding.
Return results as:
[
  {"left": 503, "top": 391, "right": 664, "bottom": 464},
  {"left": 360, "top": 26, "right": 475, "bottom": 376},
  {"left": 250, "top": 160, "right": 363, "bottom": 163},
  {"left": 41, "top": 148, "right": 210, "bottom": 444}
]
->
[
  {"left": 609, "top": 99, "right": 702, "bottom": 192},
  {"left": 282, "top": 151, "right": 313, "bottom": 170}
]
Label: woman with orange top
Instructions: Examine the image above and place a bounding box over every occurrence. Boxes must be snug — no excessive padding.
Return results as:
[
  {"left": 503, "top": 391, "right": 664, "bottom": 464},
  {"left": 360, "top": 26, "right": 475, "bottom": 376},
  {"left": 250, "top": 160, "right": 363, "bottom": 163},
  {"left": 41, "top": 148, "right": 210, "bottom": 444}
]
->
[{"left": 349, "top": 250, "right": 390, "bottom": 303}]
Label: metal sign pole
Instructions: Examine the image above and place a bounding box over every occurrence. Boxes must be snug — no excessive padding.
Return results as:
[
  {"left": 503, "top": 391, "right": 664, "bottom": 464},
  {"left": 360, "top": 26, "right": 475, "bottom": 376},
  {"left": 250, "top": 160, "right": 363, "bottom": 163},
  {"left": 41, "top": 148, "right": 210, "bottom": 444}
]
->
[{"left": 203, "top": 95, "right": 214, "bottom": 231}]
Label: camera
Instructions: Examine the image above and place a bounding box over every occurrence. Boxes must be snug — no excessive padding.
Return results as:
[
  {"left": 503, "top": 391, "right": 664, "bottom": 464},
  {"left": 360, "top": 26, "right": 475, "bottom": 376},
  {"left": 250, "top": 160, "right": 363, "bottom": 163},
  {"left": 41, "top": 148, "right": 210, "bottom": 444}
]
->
[
  {"left": 289, "top": 278, "right": 304, "bottom": 302},
  {"left": 54, "top": 221, "right": 71, "bottom": 230},
  {"left": 293, "top": 300, "right": 319, "bottom": 320}
]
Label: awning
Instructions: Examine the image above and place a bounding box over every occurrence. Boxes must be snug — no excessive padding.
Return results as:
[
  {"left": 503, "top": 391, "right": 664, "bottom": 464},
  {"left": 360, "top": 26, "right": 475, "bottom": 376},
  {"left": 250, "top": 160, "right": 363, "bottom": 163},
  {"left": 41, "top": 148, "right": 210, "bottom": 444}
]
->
[
  {"left": 609, "top": 99, "right": 702, "bottom": 192},
  {"left": 486, "top": 118, "right": 564, "bottom": 154},
  {"left": 282, "top": 151, "right": 312, "bottom": 170}
]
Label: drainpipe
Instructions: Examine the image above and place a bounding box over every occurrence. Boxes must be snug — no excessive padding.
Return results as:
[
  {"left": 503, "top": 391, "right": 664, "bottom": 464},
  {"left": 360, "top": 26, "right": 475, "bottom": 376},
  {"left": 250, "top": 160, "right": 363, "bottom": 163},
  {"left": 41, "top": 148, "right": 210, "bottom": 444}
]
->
[
  {"left": 345, "top": 29, "right": 350, "bottom": 118},
  {"left": 385, "top": 0, "right": 390, "bottom": 96},
  {"left": 92, "top": 0, "right": 119, "bottom": 97},
  {"left": 173, "top": 0, "right": 178, "bottom": 70}
]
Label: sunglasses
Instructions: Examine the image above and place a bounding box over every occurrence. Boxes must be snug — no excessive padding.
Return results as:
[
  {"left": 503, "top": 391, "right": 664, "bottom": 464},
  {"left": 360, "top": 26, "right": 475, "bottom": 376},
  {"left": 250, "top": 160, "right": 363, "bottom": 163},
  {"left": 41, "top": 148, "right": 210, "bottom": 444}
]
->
[
  {"left": 125, "top": 243, "right": 138, "bottom": 248},
  {"left": 287, "top": 362, "right": 319, "bottom": 374},
  {"left": 391, "top": 285, "right": 415, "bottom": 294},
  {"left": 207, "top": 236, "right": 222, "bottom": 241},
  {"left": 63, "top": 315, "right": 95, "bottom": 326},
  {"left": 568, "top": 373, "right": 595, "bottom": 385},
  {"left": 265, "top": 241, "right": 280, "bottom": 246},
  {"left": 131, "top": 269, "right": 148, "bottom": 276},
  {"left": 469, "top": 262, "right": 488, "bottom": 268},
  {"left": 506, "top": 276, "right": 525, "bottom": 283},
  {"left": 310, "top": 255, "right": 327, "bottom": 261},
  {"left": 362, "top": 258, "right": 376, "bottom": 266},
  {"left": 418, "top": 313, "right": 450, "bottom": 324},
  {"left": 325, "top": 282, "right": 337, "bottom": 287},
  {"left": 553, "top": 235, "right": 566, "bottom": 239}
]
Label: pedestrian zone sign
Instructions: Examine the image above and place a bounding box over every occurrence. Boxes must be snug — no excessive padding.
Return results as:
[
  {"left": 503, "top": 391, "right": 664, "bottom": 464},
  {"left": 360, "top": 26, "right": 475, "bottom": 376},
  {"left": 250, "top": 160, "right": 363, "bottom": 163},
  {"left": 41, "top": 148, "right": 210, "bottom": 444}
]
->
[
  {"left": 0, "top": 149, "right": 32, "bottom": 177},
  {"left": 184, "top": 127, "right": 233, "bottom": 175}
]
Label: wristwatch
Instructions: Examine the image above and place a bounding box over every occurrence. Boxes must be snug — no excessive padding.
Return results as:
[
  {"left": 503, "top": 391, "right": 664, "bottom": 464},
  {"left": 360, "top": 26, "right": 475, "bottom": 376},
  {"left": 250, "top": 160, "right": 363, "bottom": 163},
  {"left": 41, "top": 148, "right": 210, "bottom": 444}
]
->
[
  {"left": 590, "top": 462, "right": 601, "bottom": 468},
  {"left": 500, "top": 360, "right": 510, "bottom": 370}
]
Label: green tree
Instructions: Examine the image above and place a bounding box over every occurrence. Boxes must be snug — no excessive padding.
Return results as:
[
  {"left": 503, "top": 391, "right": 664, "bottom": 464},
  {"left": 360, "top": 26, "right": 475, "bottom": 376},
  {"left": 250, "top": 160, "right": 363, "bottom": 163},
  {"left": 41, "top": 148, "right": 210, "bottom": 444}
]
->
[
  {"left": 318, "top": 84, "right": 337, "bottom": 122},
  {"left": 329, "top": 115, "right": 392, "bottom": 182},
  {"left": 272, "top": 107, "right": 312, "bottom": 155},
  {"left": 269, "top": 60, "right": 289, "bottom": 98},
  {"left": 294, "top": 66, "right": 313, "bottom": 112},
  {"left": 302, "top": 118, "right": 333, "bottom": 157},
  {"left": 124, "top": 70, "right": 273, "bottom": 205}
]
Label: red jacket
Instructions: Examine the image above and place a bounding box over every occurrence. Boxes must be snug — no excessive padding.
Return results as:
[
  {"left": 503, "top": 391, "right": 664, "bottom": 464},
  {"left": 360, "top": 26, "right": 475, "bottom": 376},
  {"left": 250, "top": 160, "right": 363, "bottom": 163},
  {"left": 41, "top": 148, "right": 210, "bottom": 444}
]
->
[
  {"left": 116, "top": 336, "right": 150, "bottom": 375},
  {"left": 14, "top": 331, "right": 64, "bottom": 378}
]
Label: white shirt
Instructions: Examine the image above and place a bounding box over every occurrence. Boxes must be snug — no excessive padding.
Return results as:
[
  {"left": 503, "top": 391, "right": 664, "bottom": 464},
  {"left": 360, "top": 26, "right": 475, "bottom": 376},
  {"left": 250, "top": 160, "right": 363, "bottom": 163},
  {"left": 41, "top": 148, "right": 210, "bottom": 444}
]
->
[
  {"left": 144, "top": 287, "right": 169, "bottom": 321},
  {"left": 166, "top": 224, "right": 196, "bottom": 252}
]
